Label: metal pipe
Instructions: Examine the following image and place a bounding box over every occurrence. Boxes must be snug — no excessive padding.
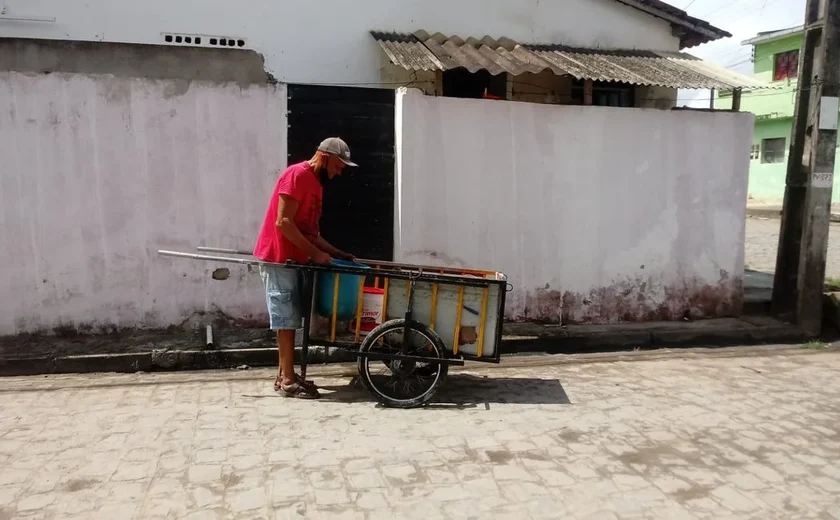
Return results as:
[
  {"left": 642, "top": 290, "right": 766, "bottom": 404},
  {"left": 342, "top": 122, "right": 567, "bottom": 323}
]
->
[
  {"left": 477, "top": 287, "right": 490, "bottom": 357},
  {"left": 159, "top": 250, "right": 498, "bottom": 288},
  {"left": 197, "top": 246, "right": 253, "bottom": 256},
  {"left": 430, "top": 283, "right": 439, "bottom": 330},
  {"left": 158, "top": 250, "right": 260, "bottom": 266},
  {"left": 355, "top": 351, "right": 464, "bottom": 366},
  {"left": 205, "top": 325, "right": 214, "bottom": 349},
  {"left": 329, "top": 274, "right": 341, "bottom": 342},
  {"left": 354, "top": 276, "right": 366, "bottom": 343},
  {"left": 453, "top": 287, "right": 465, "bottom": 355},
  {"left": 381, "top": 278, "right": 390, "bottom": 322},
  {"left": 0, "top": 10, "right": 56, "bottom": 22}
]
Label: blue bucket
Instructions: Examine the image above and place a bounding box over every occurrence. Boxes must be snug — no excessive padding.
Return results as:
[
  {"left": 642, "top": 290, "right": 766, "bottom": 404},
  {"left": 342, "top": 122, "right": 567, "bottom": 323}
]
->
[{"left": 315, "top": 259, "right": 370, "bottom": 320}]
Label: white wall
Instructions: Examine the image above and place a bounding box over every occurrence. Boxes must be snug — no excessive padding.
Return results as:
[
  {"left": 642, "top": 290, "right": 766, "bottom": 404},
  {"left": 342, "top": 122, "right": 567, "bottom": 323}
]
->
[
  {"left": 0, "top": 72, "right": 286, "bottom": 335},
  {"left": 0, "top": 0, "right": 679, "bottom": 85},
  {"left": 395, "top": 89, "right": 752, "bottom": 323}
]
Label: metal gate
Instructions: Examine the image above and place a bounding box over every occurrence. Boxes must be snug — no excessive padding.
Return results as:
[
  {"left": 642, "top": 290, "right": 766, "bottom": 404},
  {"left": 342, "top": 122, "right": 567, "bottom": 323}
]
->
[{"left": 287, "top": 84, "right": 396, "bottom": 261}]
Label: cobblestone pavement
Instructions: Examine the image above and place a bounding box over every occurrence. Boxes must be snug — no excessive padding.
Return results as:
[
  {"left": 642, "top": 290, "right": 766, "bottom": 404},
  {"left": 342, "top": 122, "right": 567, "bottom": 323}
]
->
[
  {"left": 2, "top": 350, "right": 840, "bottom": 520},
  {"left": 745, "top": 217, "right": 840, "bottom": 278}
]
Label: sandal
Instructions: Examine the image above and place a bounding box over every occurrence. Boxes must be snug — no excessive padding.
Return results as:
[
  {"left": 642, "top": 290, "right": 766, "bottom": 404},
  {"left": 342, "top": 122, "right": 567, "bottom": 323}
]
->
[
  {"left": 274, "top": 375, "right": 317, "bottom": 392},
  {"left": 280, "top": 382, "right": 320, "bottom": 400}
]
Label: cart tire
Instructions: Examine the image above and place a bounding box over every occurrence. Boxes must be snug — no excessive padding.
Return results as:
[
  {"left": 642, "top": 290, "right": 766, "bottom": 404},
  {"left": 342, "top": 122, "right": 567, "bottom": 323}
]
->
[{"left": 357, "top": 319, "right": 448, "bottom": 409}]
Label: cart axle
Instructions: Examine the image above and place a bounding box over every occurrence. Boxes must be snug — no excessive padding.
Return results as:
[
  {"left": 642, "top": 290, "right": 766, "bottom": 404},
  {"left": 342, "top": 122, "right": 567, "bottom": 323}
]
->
[{"left": 354, "top": 351, "right": 465, "bottom": 366}]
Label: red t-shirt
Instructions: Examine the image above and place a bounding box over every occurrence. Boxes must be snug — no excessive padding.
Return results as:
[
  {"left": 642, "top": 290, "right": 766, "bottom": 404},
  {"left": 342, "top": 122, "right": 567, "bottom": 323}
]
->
[{"left": 253, "top": 161, "right": 323, "bottom": 264}]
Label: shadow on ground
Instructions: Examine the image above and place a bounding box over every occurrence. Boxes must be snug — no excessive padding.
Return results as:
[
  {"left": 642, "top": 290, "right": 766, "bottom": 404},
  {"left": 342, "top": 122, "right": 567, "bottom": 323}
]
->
[{"left": 316, "top": 373, "right": 572, "bottom": 408}]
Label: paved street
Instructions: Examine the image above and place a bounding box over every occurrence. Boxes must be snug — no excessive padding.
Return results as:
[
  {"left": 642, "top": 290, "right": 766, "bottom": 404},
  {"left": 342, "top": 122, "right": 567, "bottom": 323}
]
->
[
  {"left": 1, "top": 349, "right": 840, "bottom": 519},
  {"left": 745, "top": 217, "right": 840, "bottom": 278}
]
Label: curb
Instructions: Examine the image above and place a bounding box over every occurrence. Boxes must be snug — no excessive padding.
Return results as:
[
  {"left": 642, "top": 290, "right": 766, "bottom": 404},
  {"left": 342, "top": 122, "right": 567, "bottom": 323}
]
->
[
  {"left": 500, "top": 326, "right": 805, "bottom": 355},
  {"left": 0, "top": 345, "right": 357, "bottom": 377},
  {"left": 0, "top": 325, "right": 808, "bottom": 377},
  {"left": 747, "top": 207, "right": 840, "bottom": 222}
]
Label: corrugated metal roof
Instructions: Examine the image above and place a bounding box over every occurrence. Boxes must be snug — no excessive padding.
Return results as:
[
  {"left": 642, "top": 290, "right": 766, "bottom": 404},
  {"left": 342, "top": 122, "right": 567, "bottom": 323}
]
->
[{"left": 372, "top": 32, "right": 773, "bottom": 91}]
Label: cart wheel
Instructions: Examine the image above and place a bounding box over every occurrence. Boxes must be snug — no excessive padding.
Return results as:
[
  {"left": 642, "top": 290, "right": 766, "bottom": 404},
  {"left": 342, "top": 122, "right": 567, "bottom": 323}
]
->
[{"left": 358, "top": 319, "right": 448, "bottom": 409}]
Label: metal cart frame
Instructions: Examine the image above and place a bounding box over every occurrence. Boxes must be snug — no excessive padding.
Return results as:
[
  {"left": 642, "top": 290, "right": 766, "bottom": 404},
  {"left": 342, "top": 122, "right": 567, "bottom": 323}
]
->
[{"left": 158, "top": 246, "right": 509, "bottom": 408}]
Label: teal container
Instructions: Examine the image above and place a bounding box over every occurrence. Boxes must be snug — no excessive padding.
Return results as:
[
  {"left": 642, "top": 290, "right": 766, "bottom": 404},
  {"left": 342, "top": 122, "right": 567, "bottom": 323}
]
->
[{"left": 315, "top": 259, "right": 370, "bottom": 320}]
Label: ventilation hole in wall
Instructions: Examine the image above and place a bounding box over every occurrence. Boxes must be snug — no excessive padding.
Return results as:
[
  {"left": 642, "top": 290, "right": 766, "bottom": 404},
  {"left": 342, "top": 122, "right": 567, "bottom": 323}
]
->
[{"left": 162, "top": 33, "right": 246, "bottom": 49}]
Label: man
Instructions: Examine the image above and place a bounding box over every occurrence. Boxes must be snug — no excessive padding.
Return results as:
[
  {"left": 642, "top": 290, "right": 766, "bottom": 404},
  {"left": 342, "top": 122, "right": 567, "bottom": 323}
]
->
[{"left": 253, "top": 137, "right": 357, "bottom": 399}]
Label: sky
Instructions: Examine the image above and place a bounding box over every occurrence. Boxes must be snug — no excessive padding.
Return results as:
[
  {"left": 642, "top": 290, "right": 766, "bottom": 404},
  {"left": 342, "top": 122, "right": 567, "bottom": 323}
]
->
[{"left": 673, "top": 0, "right": 805, "bottom": 107}]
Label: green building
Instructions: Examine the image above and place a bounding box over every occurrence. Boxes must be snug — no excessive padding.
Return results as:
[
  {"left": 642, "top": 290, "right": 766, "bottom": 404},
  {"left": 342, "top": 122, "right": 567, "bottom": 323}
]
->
[{"left": 715, "top": 25, "right": 840, "bottom": 204}]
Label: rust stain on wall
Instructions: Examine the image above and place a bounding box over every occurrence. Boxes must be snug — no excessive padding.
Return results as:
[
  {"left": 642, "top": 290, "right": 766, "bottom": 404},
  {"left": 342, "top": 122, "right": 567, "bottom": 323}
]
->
[
  {"left": 560, "top": 270, "right": 742, "bottom": 324},
  {"left": 510, "top": 270, "right": 743, "bottom": 324}
]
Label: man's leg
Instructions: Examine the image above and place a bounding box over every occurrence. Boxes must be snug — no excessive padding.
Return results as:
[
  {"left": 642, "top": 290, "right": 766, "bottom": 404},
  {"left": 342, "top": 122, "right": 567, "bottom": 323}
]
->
[
  {"left": 261, "top": 265, "right": 318, "bottom": 398},
  {"left": 277, "top": 329, "right": 296, "bottom": 386}
]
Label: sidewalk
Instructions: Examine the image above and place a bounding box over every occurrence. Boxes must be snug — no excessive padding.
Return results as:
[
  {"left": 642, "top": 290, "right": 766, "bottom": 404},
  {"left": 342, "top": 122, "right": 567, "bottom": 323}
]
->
[
  {"left": 0, "top": 314, "right": 805, "bottom": 377},
  {"left": 747, "top": 201, "right": 840, "bottom": 222},
  {"left": 1, "top": 350, "right": 839, "bottom": 519}
]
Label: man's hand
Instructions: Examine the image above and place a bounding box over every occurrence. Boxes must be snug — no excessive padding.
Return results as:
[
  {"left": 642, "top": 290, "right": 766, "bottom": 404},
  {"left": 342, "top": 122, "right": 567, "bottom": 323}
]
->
[
  {"left": 311, "top": 250, "right": 332, "bottom": 265},
  {"left": 336, "top": 251, "right": 356, "bottom": 262}
]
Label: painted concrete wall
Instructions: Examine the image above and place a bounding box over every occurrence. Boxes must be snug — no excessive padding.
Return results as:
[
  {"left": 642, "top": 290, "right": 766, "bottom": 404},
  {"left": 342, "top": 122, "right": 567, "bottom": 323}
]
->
[
  {"left": 0, "top": 0, "right": 679, "bottom": 86},
  {"left": 0, "top": 72, "right": 286, "bottom": 335},
  {"left": 395, "top": 88, "right": 752, "bottom": 323}
]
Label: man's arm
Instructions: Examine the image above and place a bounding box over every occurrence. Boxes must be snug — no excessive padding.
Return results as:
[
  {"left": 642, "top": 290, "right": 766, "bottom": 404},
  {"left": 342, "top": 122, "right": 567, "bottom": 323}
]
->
[
  {"left": 276, "top": 195, "right": 330, "bottom": 264},
  {"left": 312, "top": 235, "right": 354, "bottom": 261}
]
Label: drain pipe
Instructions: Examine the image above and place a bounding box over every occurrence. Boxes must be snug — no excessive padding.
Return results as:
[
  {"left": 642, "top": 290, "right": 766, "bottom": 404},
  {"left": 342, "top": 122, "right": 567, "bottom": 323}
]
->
[{"left": 205, "top": 325, "right": 215, "bottom": 349}]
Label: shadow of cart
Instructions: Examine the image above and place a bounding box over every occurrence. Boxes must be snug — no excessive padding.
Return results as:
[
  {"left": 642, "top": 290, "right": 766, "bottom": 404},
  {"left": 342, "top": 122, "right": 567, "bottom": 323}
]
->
[{"left": 316, "top": 373, "right": 572, "bottom": 409}]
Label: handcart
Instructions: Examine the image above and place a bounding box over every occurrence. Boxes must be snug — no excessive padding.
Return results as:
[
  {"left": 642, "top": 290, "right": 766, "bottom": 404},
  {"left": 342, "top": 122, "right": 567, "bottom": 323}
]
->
[{"left": 157, "top": 246, "right": 509, "bottom": 408}]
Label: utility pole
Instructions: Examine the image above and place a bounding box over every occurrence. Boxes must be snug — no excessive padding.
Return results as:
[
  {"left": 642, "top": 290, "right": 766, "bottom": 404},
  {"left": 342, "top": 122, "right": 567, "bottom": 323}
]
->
[{"left": 772, "top": 0, "right": 840, "bottom": 336}]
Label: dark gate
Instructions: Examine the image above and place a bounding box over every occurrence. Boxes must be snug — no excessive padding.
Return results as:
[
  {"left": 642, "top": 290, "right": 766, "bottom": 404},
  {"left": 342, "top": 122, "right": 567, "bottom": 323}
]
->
[{"left": 287, "top": 84, "right": 395, "bottom": 261}]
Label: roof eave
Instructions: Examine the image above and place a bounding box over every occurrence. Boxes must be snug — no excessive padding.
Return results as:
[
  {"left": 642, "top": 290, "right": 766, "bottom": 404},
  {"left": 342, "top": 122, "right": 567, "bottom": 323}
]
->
[
  {"left": 612, "top": 0, "right": 731, "bottom": 49},
  {"left": 741, "top": 25, "right": 805, "bottom": 46}
]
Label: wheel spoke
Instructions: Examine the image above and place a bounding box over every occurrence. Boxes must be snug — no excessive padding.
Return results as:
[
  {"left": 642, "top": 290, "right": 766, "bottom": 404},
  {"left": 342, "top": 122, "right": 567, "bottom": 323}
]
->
[{"left": 359, "top": 321, "right": 447, "bottom": 407}]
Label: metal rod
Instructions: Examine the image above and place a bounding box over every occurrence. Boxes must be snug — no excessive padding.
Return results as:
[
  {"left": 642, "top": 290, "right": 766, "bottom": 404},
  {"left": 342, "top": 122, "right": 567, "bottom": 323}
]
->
[
  {"left": 160, "top": 249, "right": 497, "bottom": 288},
  {"left": 197, "top": 246, "right": 252, "bottom": 255},
  {"left": 354, "top": 257, "right": 493, "bottom": 277},
  {"left": 0, "top": 14, "right": 56, "bottom": 23},
  {"left": 355, "top": 351, "right": 464, "bottom": 366},
  {"left": 330, "top": 274, "right": 341, "bottom": 343},
  {"left": 158, "top": 250, "right": 261, "bottom": 266},
  {"left": 205, "top": 325, "right": 214, "bottom": 349},
  {"left": 354, "top": 276, "right": 366, "bottom": 343},
  {"left": 477, "top": 287, "right": 490, "bottom": 357},
  {"left": 430, "top": 283, "right": 439, "bottom": 330},
  {"left": 193, "top": 247, "right": 498, "bottom": 279},
  {"left": 300, "top": 272, "right": 315, "bottom": 380},
  {"left": 381, "top": 278, "right": 390, "bottom": 322},
  {"left": 453, "top": 287, "right": 465, "bottom": 355}
]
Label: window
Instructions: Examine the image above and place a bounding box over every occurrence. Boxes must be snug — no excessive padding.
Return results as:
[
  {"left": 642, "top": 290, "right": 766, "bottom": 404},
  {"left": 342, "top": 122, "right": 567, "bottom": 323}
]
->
[
  {"left": 570, "top": 79, "right": 634, "bottom": 107},
  {"left": 750, "top": 144, "right": 760, "bottom": 160},
  {"left": 761, "top": 138, "right": 786, "bottom": 164},
  {"left": 774, "top": 50, "right": 799, "bottom": 81},
  {"left": 442, "top": 68, "right": 507, "bottom": 100}
]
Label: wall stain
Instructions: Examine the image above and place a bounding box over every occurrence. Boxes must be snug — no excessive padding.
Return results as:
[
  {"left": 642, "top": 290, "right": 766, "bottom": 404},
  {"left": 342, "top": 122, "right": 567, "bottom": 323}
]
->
[
  {"left": 551, "top": 271, "right": 742, "bottom": 325},
  {"left": 163, "top": 79, "right": 191, "bottom": 99}
]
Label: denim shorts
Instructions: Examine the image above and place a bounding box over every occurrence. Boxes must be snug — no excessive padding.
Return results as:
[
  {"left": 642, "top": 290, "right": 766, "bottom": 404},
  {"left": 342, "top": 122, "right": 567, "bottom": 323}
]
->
[{"left": 259, "top": 265, "right": 304, "bottom": 330}]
